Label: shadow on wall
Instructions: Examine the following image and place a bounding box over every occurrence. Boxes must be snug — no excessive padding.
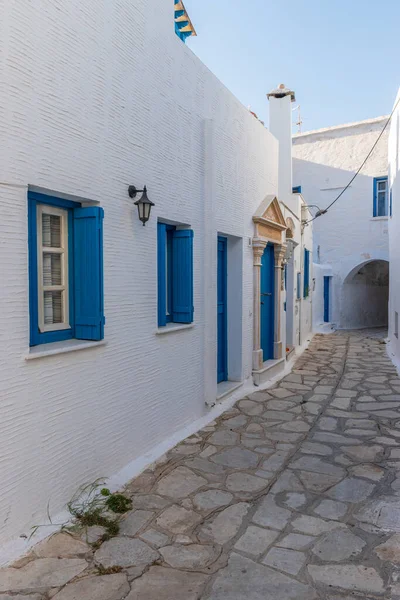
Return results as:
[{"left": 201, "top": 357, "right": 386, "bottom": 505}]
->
[
  {"left": 342, "top": 260, "right": 389, "bottom": 329},
  {"left": 293, "top": 155, "right": 389, "bottom": 330},
  {"left": 292, "top": 157, "right": 387, "bottom": 267}
]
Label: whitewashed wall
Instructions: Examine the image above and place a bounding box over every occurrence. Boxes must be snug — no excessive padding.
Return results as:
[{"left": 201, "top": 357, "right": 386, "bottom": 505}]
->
[
  {"left": 293, "top": 118, "right": 389, "bottom": 329},
  {"left": 281, "top": 197, "right": 313, "bottom": 351},
  {"left": 268, "top": 90, "right": 313, "bottom": 354},
  {"left": 0, "top": 0, "right": 279, "bottom": 552},
  {"left": 388, "top": 89, "right": 400, "bottom": 369}
]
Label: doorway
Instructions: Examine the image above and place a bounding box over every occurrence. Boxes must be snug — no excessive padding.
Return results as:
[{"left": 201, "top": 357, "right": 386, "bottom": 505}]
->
[
  {"left": 342, "top": 260, "right": 389, "bottom": 328},
  {"left": 324, "top": 276, "right": 331, "bottom": 322},
  {"left": 260, "top": 244, "right": 275, "bottom": 362},
  {"left": 217, "top": 236, "right": 228, "bottom": 383}
]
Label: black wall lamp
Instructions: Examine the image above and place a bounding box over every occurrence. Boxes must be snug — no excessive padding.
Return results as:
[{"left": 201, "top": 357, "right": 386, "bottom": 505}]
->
[{"left": 128, "top": 185, "right": 155, "bottom": 226}]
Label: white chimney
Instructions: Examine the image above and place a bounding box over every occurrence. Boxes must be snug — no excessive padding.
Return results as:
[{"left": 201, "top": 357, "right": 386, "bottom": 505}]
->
[{"left": 267, "top": 84, "right": 296, "bottom": 205}]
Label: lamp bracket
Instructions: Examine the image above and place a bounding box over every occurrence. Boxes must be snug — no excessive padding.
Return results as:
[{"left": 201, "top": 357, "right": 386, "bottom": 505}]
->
[{"left": 128, "top": 185, "right": 145, "bottom": 199}]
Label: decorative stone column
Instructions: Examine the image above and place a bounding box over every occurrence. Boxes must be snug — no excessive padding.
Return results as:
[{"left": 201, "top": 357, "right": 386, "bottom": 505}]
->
[
  {"left": 252, "top": 238, "right": 267, "bottom": 371},
  {"left": 274, "top": 244, "right": 287, "bottom": 359}
]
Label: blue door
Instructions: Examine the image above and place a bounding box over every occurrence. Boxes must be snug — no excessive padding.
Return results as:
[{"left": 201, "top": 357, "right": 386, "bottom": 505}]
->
[
  {"left": 324, "top": 276, "right": 330, "bottom": 322},
  {"left": 217, "top": 236, "right": 228, "bottom": 383},
  {"left": 261, "top": 244, "right": 275, "bottom": 362}
]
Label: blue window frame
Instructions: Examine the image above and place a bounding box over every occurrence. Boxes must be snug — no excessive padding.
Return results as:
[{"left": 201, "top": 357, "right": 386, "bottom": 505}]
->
[
  {"left": 28, "top": 192, "right": 104, "bottom": 346},
  {"left": 373, "top": 176, "right": 388, "bottom": 217},
  {"left": 157, "top": 222, "right": 194, "bottom": 327},
  {"left": 292, "top": 186, "right": 302, "bottom": 194},
  {"left": 303, "top": 249, "right": 310, "bottom": 298}
]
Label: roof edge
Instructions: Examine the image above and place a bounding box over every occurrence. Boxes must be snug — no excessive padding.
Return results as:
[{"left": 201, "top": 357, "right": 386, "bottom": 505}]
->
[{"left": 293, "top": 115, "right": 389, "bottom": 140}]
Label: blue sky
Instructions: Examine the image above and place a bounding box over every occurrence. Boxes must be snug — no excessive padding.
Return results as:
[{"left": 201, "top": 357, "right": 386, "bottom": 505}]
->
[{"left": 184, "top": 0, "right": 400, "bottom": 132}]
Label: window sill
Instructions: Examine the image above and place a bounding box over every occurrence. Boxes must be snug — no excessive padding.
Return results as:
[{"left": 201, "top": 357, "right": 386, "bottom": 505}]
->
[
  {"left": 370, "top": 216, "right": 388, "bottom": 221},
  {"left": 25, "top": 339, "right": 106, "bottom": 360},
  {"left": 155, "top": 323, "right": 194, "bottom": 335}
]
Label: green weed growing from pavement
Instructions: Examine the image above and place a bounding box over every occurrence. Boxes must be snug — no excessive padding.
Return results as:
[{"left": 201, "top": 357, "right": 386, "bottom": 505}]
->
[{"left": 30, "top": 478, "right": 132, "bottom": 543}]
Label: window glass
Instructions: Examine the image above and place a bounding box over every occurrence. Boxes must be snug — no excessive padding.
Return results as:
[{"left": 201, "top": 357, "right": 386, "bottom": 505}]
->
[
  {"left": 374, "top": 177, "right": 388, "bottom": 216},
  {"left": 377, "top": 191, "right": 387, "bottom": 216},
  {"left": 44, "top": 291, "right": 63, "bottom": 324},
  {"left": 43, "top": 253, "right": 62, "bottom": 286},
  {"left": 42, "top": 214, "right": 61, "bottom": 247}
]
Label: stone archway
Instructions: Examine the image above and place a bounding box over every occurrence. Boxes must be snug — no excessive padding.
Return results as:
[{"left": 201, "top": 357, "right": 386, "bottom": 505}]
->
[{"left": 342, "top": 259, "right": 389, "bottom": 329}]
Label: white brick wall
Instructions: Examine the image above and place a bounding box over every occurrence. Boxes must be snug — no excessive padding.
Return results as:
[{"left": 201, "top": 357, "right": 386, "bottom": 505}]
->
[{"left": 0, "top": 0, "right": 278, "bottom": 550}]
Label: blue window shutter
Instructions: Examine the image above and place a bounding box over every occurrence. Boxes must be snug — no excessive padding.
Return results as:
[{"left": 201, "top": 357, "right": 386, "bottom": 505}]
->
[
  {"left": 171, "top": 229, "right": 194, "bottom": 323},
  {"left": 73, "top": 207, "right": 104, "bottom": 340},
  {"left": 157, "top": 223, "right": 167, "bottom": 327},
  {"left": 373, "top": 178, "right": 378, "bottom": 217}
]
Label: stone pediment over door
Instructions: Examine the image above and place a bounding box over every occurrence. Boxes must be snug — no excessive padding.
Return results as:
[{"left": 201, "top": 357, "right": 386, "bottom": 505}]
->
[{"left": 253, "top": 195, "right": 287, "bottom": 244}]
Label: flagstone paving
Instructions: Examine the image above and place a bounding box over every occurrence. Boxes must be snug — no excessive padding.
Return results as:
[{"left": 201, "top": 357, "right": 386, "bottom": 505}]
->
[{"left": 5, "top": 330, "right": 400, "bottom": 598}]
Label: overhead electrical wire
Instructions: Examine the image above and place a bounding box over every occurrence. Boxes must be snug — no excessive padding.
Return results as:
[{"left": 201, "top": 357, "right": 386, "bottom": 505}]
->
[{"left": 304, "top": 95, "right": 400, "bottom": 225}]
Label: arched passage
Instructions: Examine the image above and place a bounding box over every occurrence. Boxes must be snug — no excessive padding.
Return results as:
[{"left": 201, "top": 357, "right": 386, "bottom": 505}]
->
[{"left": 342, "top": 259, "right": 389, "bottom": 329}]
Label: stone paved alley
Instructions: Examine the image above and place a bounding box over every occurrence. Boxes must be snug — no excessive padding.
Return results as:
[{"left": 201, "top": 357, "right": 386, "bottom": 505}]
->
[{"left": 4, "top": 331, "right": 400, "bottom": 599}]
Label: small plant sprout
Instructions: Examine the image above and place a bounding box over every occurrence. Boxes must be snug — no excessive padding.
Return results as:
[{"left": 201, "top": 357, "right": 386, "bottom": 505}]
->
[{"left": 30, "top": 479, "right": 132, "bottom": 544}]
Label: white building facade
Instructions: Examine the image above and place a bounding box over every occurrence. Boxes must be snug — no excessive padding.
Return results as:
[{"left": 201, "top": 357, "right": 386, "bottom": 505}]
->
[
  {"left": 293, "top": 118, "right": 389, "bottom": 331},
  {"left": 0, "top": 0, "right": 312, "bottom": 558},
  {"left": 267, "top": 87, "right": 313, "bottom": 366},
  {"left": 388, "top": 89, "right": 400, "bottom": 369}
]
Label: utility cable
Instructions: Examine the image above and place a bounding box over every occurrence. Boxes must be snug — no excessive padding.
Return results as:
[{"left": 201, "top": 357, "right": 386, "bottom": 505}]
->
[{"left": 304, "top": 95, "right": 400, "bottom": 225}]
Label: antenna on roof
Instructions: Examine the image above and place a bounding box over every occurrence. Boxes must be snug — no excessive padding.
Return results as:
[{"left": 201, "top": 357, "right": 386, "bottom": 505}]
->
[{"left": 292, "top": 105, "right": 303, "bottom": 133}]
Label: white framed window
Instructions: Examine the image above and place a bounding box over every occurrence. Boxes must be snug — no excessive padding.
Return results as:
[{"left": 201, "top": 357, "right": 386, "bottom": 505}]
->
[
  {"left": 37, "top": 204, "right": 70, "bottom": 333},
  {"left": 374, "top": 176, "right": 388, "bottom": 217}
]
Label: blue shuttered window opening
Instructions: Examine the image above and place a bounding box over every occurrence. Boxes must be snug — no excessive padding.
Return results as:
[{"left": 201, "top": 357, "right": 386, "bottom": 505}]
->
[
  {"left": 390, "top": 188, "right": 393, "bottom": 218},
  {"left": 28, "top": 192, "right": 105, "bottom": 346},
  {"left": 373, "top": 176, "right": 389, "bottom": 217},
  {"left": 157, "top": 223, "right": 194, "bottom": 327},
  {"left": 297, "top": 273, "right": 301, "bottom": 300},
  {"left": 303, "top": 249, "right": 310, "bottom": 298}
]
